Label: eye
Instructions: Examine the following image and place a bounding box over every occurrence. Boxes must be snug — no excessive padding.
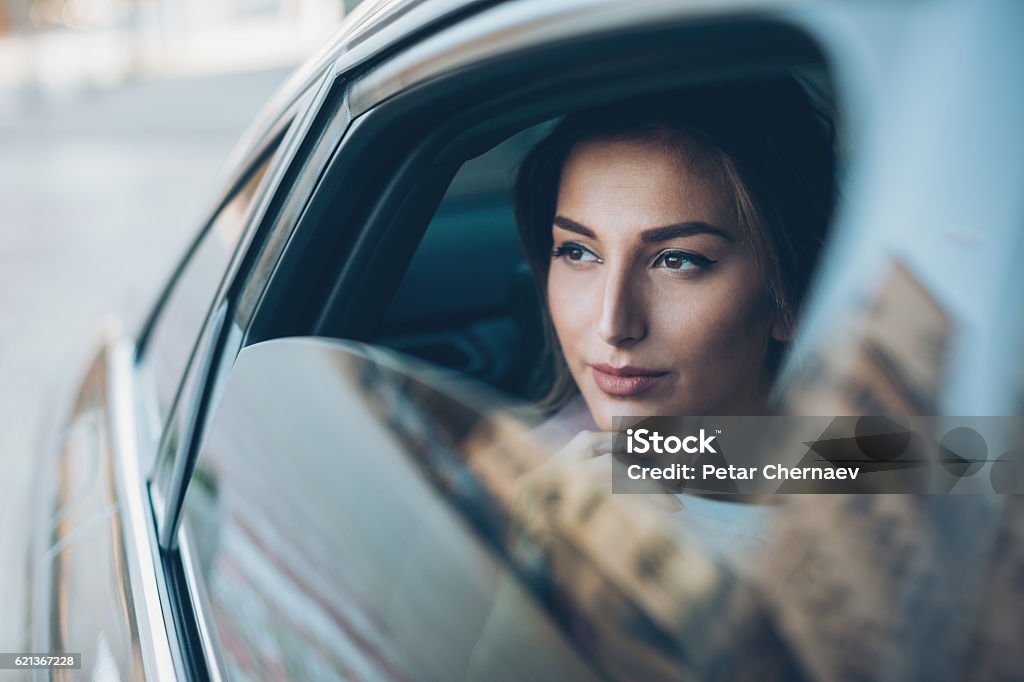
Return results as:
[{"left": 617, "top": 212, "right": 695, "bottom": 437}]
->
[
  {"left": 552, "top": 242, "right": 600, "bottom": 264},
  {"left": 651, "top": 249, "right": 716, "bottom": 271}
]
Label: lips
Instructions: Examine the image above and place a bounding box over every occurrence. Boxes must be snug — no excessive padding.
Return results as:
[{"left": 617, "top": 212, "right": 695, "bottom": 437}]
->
[{"left": 590, "top": 364, "right": 668, "bottom": 397}]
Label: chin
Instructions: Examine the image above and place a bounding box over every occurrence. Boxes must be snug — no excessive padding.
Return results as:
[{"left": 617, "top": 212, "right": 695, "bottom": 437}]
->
[{"left": 587, "top": 395, "right": 689, "bottom": 431}]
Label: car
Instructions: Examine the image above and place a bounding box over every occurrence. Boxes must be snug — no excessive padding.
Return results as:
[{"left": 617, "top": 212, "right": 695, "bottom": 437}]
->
[{"left": 28, "top": 0, "right": 1024, "bottom": 679}]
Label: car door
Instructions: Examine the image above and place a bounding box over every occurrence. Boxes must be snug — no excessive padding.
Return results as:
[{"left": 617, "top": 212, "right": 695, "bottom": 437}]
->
[
  {"left": 27, "top": 118, "right": 298, "bottom": 682},
  {"left": 29, "top": 56, "right": 350, "bottom": 682}
]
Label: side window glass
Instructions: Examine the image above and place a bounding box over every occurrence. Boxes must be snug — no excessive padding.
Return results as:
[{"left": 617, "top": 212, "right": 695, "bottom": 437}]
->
[
  {"left": 180, "top": 340, "right": 767, "bottom": 681},
  {"left": 143, "top": 151, "right": 277, "bottom": 423}
]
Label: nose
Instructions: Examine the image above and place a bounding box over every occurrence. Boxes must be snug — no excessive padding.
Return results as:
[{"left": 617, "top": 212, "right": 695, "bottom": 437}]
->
[{"left": 596, "top": 265, "right": 646, "bottom": 346}]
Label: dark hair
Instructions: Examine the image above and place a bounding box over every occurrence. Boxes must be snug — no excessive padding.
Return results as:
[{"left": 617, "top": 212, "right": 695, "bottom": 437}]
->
[{"left": 514, "top": 75, "right": 837, "bottom": 409}]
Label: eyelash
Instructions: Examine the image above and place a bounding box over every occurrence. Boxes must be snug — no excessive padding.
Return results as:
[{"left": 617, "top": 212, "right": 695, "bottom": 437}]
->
[
  {"left": 651, "top": 249, "right": 717, "bottom": 270},
  {"left": 551, "top": 242, "right": 600, "bottom": 263},
  {"left": 551, "top": 242, "right": 717, "bottom": 271}
]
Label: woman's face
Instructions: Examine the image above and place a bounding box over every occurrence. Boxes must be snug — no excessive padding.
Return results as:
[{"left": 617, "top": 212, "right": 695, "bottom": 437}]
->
[{"left": 547, "top": 136, "right": 786, "bottom": 430}]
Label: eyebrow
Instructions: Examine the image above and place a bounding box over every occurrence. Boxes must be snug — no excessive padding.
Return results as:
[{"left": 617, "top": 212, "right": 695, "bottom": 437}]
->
[{"left": 553, "top": 216, "right": 735, "bottom": 242}]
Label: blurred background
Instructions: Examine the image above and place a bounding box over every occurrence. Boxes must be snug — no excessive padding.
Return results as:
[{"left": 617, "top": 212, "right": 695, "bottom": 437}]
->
[{"left": 0, "top": 0, "right": 362, "bottom": 652}]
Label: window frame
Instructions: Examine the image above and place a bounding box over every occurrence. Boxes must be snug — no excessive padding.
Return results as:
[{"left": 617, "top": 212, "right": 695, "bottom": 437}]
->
[{"left": 149, "top": 68, "right": 345, "bottom": 541}]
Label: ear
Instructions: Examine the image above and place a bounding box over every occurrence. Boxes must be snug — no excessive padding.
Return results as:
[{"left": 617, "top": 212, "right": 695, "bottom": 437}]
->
[{"left": 770, "top": 308, "right": 795, "bottom": 343}]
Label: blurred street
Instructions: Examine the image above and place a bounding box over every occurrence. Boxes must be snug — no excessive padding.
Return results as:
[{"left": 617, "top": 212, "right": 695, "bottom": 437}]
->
[{"left": 0, "top": 65, "right": 292, "bottom": 652}]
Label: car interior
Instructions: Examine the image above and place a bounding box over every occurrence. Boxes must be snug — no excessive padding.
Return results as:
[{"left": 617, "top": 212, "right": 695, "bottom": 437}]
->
[
  {"left": 373, "top": 124, "right": 552, "bottom": 401},
  {"left": 364, "top": 66, "right": 839, "bottom": 408}
]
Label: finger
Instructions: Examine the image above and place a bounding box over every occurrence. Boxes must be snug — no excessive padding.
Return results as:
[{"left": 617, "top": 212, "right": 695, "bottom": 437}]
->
[
  {"left": 568, "top": 453, "right": 613, "bottom": 489},
  {"left": 576, "top": 455, "right": 683, "bottom": 512},
  {"left": 554, "top": 431, "right": 615, "bottom": 464}
]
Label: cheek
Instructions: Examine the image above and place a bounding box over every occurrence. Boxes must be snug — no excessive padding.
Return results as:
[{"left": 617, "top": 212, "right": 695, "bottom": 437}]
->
[
  {"left": 654, "top": 270, "right": 774, "bottom": 368},
  {"left": 546, "top": 268, "right": 593, "bottom": 358}
]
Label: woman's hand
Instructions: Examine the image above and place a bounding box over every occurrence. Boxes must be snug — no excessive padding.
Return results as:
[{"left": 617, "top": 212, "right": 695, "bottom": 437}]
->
[{"left": 520, "top": 430, "right": 682, "bottom": 515}]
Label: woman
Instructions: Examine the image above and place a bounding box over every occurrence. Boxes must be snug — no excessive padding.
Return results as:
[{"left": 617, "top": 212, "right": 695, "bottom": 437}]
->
[
  {"left": 510, "top": 76, "right": 837, "bottom": 548},
  {"left": 515, "top": 76, "right": 836, "bottom": 435}
]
